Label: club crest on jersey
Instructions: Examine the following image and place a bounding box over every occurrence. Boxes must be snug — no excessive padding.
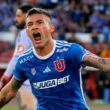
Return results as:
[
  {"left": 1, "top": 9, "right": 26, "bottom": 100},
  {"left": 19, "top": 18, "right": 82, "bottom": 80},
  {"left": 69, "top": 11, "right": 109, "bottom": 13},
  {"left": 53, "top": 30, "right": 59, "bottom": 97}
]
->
[
  {"left": 31, "top": 68, "right": 36, "bottom": 75},
  {"left": 54, "top": 59, "right": 65, "bottom": 72}
]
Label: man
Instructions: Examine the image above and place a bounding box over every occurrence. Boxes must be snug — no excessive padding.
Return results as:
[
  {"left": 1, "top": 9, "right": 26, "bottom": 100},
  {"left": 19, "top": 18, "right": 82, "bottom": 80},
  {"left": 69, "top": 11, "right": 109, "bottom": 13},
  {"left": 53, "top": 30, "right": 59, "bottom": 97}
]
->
[
  {"left": 0, "top": 5, "right": 35, "bottom": 110},
  {"left": 0, "top": 8, "right": 110, "bottom": 110}
]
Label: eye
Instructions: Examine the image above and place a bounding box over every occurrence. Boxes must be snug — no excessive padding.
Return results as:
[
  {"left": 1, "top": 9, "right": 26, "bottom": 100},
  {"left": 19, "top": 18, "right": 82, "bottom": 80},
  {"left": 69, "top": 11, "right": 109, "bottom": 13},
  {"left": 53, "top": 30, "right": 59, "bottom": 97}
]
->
[
  {"left": 38, "top": 20, "right": 44, "bottom": 24},
  {"left": 27, "top": 22, "right": 33, "bottom": 27}
]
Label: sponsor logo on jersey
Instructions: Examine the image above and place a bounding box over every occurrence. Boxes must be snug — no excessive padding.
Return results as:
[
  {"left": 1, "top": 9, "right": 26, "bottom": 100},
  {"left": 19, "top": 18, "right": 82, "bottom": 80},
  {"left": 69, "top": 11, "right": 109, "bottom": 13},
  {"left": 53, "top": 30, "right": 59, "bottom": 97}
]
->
[
  {"left": 33, "top": 75, "right": 70, "bottom": 89},
  {"left": 20, "top": 55, "right": 34, "bottom": 64}
]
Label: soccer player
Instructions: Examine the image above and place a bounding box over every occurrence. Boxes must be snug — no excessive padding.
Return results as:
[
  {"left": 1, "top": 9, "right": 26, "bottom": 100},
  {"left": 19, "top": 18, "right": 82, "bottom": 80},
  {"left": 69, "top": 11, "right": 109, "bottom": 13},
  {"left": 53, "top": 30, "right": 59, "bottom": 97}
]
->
[
  {"left": 0, "top": 8, "right": 110, "bottom": 110},
  {"left": 0, "top": 5, "right": 35, "bottom": 110}
]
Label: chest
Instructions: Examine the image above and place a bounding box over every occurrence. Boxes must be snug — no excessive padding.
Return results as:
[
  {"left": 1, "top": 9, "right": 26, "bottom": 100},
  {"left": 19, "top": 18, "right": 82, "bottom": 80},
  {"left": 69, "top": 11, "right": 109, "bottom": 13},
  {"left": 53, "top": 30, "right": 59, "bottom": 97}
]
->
[
  {"left": 25, "top": 55, "right": 69, "bottom": 82},
  {"left": 21, "top": 53, "right": 80, "bottom": 94}
]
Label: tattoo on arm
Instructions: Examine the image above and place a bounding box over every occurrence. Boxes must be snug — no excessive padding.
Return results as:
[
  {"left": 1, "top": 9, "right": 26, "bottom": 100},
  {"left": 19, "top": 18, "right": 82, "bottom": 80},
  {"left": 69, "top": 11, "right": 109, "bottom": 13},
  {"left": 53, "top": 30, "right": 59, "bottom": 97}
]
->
[
  {"left": 83, "top": 54, "right": 110, "bottom": 72},
  {"left": 10, "top": 77, "right": 23, "bottom": 92},
  {"left": 0, "top": 77, "right": 23, "bottom": 108}
]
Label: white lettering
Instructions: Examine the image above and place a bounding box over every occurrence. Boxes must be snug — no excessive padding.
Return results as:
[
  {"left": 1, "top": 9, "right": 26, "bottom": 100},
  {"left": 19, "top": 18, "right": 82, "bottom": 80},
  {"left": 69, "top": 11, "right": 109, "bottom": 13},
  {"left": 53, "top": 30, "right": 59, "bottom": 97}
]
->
[
  {"left": 20, "top": 55, "right": 34, "bottom": 64},
  {"left": 57, "top": 48, "right": 68, "bottom": 52},
  {"left": 33, "top": 75, "right": 70, "bottom": 89}
]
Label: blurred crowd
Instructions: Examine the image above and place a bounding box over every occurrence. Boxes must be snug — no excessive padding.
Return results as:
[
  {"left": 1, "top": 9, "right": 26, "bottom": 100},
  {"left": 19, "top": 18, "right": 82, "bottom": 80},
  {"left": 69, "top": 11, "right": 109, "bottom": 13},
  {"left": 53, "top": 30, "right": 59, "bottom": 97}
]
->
[
  {"left": 0, "top": 0, "right": 110, "bottom": 103},
  {"left": 0, "top": 0, "right": 110, "bottom": 53}
]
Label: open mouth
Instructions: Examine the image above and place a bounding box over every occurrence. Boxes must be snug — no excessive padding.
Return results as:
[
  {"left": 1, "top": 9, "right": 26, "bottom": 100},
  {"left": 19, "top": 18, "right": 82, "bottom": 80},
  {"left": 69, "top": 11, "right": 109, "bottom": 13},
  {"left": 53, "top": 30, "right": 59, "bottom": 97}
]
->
[{"left": 33, "top": 32, "right": 41, "bottom": 41}]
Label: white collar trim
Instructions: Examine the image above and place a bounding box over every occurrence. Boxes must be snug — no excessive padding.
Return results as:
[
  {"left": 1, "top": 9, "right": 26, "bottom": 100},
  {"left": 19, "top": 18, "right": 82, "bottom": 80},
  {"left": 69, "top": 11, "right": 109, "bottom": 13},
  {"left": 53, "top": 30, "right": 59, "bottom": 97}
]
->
[{"left": 33, "top": 40, "right": 56, "bottom": 60}]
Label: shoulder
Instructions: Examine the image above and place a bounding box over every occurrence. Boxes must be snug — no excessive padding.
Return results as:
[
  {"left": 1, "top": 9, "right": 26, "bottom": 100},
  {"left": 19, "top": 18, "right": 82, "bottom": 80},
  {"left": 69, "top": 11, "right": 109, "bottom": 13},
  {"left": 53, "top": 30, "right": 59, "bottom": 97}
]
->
[
  {"left": 55, "top": 40, "right": 72, "bottom": 52},
  {"left": 56, "top": 40, "right": 72, "bottom": 46},
  {"left": 56, "top": 40, "right": 81, "bottom": 47},
  {"left": 19, "top": 29, "right": 29, "bottom": 39},
  {"left": 19, "top": 29, "right": 32, "bottom": 44},
  {"left": 17, "top": 47, "right": 34, "bottom": 65},
  {"left": 70, "top": 43, "right": 84, "bottom": 50},
  {"left": 55, "top": 40, "right": 82, "bottom": 52},
  {"left": 20, "top": 29, "right": 26, "bottom": 35}
]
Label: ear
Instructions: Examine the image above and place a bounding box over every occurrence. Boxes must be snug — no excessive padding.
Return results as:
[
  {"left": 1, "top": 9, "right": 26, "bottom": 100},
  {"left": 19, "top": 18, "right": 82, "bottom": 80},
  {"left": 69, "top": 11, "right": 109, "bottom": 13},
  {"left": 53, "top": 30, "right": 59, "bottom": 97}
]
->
[{"left": 50, "top": 24, "right": 55, "bottom": 33}]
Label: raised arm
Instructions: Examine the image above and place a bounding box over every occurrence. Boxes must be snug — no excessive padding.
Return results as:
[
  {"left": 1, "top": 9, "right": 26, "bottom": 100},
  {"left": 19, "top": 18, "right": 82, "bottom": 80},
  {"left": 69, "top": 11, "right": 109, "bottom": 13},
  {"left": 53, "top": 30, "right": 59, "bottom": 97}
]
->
[
  {"left": 83, "top": 53, "right": 110, "bottom": 73},
  {"left": 0, "top": 76, "right": 24, "bottom": 108}
]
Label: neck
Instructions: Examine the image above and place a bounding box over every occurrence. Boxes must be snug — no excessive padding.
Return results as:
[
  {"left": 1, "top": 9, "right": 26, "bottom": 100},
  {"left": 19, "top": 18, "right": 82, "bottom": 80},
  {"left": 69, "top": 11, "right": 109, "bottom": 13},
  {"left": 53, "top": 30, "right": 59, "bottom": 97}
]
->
[{"left": 35, "top": 40, "right": 54, "bottom": 57}]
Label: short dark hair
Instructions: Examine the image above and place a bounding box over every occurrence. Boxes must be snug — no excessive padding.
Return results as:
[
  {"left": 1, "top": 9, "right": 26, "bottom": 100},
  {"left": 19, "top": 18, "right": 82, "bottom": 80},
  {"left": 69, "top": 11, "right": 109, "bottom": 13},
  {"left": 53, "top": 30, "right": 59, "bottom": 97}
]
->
[
  {"left": 26, "top": 8, "right": 51, "bottom": 20},
  {"left": 19, "top": 5, "right": 33, "bottom": 13}
]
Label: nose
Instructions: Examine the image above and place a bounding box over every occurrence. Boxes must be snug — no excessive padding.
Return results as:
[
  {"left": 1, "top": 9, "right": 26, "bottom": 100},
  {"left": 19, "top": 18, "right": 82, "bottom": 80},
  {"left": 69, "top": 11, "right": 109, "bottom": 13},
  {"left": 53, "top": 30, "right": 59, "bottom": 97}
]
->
[{"left": 32, "top": 24, "right": 39, "bottom": 30}]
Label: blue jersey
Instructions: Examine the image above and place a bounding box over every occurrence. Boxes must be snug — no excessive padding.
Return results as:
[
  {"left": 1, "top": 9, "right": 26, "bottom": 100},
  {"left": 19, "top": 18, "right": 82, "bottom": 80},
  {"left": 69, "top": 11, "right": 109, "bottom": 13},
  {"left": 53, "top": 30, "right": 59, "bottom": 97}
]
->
[{"left": 14, "top": 40, "right": 90, "bottom": 110}]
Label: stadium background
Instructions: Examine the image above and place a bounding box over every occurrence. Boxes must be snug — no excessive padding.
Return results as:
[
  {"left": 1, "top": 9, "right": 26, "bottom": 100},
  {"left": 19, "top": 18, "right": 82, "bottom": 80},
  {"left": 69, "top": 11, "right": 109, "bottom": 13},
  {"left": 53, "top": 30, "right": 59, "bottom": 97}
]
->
[{"left": 0, "top": 0, "right": 110, "bottom": 110}]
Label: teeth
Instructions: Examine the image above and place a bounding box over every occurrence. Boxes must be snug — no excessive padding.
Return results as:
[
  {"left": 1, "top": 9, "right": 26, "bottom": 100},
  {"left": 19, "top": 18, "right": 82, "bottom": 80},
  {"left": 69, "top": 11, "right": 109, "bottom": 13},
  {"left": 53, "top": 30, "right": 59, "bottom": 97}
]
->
[{"left": 34, "top": 32, "right": 39, "bottom": 34}]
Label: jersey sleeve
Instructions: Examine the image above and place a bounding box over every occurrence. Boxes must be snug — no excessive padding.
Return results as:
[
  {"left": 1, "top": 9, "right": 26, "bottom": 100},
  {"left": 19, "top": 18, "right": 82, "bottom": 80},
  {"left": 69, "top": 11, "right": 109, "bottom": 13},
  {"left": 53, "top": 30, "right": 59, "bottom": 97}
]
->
[
  {"left": 13, "top": 59, "right": 28, "bottom": 81},
  {"left": 4, "top": 34, "right": 20, "bottom": 78},
  {"left": 69, "top": 43, "right": 90, "bottom": 65},
  {"left": 4, "top": 29, "right": 32, "bottom": 78},
  {"left": 4, "top": 55, "right": 18, "bottom": 78}
]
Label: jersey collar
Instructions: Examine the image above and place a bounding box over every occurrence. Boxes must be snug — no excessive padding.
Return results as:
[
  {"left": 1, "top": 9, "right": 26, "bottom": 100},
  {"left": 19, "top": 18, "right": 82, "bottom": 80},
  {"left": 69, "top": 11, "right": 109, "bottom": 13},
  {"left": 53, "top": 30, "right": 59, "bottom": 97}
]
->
[{"left": 33, "top": 40, "right": 56, "bottom": 60}]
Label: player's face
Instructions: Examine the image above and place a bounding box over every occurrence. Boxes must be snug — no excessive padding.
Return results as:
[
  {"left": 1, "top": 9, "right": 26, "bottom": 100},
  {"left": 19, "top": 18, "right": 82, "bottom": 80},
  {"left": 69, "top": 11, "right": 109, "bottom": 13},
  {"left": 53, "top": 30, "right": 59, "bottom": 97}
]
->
[
  {"left": 26, "top": 13, "right": 55, "bottom": 49},
  {"left": 15, "top": 9, "right": 26, "bottom": 29}
]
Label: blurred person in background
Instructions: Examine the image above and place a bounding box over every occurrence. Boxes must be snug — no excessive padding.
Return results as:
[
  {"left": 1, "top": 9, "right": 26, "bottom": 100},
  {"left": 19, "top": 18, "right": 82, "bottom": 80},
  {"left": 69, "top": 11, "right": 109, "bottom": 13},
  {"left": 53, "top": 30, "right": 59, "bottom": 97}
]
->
[{"left": 0, "top": 4, "right": 36, "bottom": 110}]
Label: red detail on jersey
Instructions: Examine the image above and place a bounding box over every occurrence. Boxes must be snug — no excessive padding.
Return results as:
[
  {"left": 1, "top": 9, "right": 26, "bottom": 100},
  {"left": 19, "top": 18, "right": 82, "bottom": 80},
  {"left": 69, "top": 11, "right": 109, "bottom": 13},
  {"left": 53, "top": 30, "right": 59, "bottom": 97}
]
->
[
  {"left": 15, "top": 42, "right": 25, "bottom": 54},
  {"left": 54, "top": 59, "right": 65, "bottom": 72},
  {"left": 2, "top": 74, "right": 12, "bottom": 83}
]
